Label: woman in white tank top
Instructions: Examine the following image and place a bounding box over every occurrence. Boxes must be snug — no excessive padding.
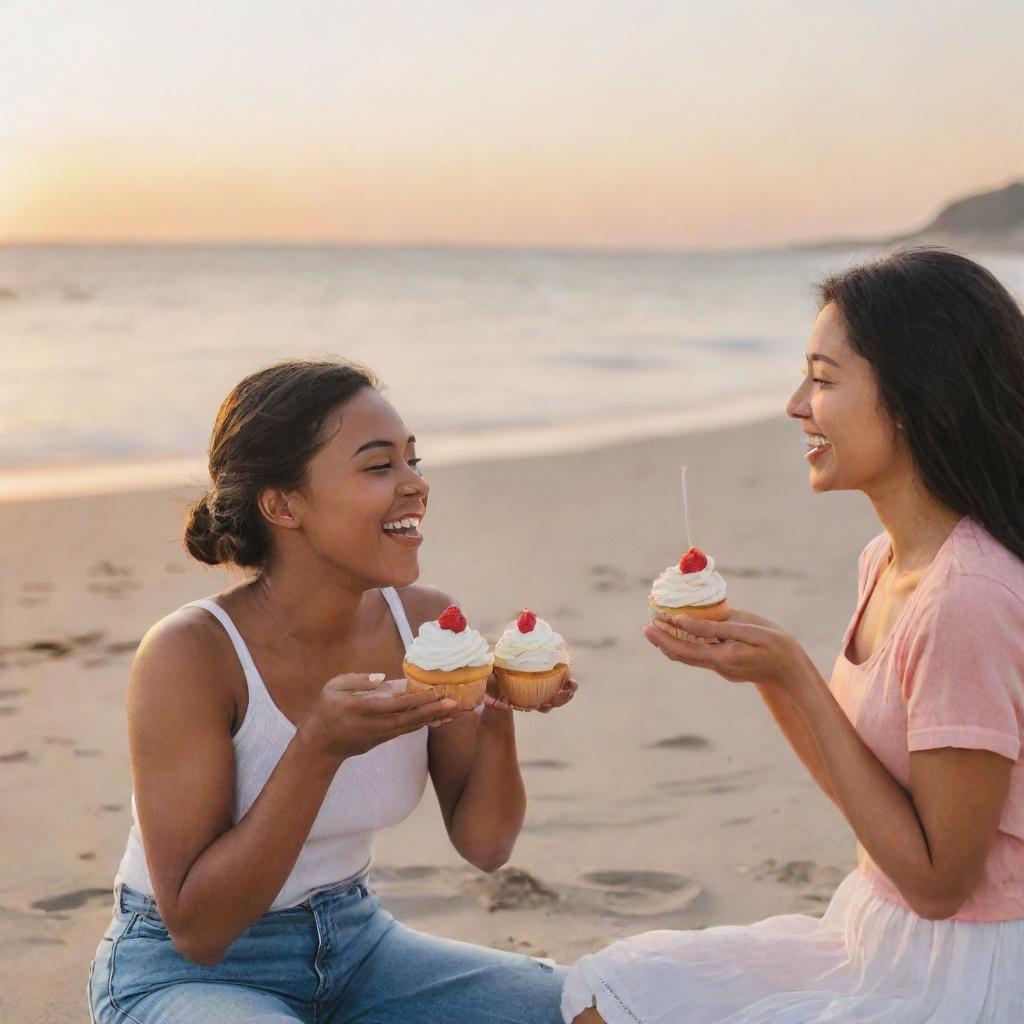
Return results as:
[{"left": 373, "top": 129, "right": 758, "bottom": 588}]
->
[{"left": 89, "top": 358, "right": 576, "bottom": 1024}]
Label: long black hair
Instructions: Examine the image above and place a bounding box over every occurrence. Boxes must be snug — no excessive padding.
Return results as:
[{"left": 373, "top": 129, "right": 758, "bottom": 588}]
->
[{"left": 818, "top": 247, "right": 1024, "bottom": 561}]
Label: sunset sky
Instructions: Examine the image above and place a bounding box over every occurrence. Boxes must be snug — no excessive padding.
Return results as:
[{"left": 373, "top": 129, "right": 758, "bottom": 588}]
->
[{"left": 1, "top": 0, "right": 1022, "bottom": 249}]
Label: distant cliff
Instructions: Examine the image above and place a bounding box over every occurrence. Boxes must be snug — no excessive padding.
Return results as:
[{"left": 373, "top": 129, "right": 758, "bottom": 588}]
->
[
  {"left": 893, "top": 180, "right": 1024, "bottom": 250},
  {"left": 803, "top": 181, "right": 1024, "bottom": 252}
]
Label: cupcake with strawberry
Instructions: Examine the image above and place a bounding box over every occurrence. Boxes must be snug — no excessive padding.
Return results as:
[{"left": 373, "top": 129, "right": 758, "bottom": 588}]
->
[
  {"left": 493, "top": 609, "right": 570, "bottom": 710},
  {"left": 648, "top": 546, "right": 729, "bottom": 621},
  {"left": 403, "top": 604, "right": 493, "bottom": 710}
]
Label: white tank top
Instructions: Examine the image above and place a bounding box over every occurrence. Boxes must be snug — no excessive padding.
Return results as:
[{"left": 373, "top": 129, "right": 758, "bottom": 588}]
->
[{"left": 115, "top": 588, "right": 429, "bottom": 910}]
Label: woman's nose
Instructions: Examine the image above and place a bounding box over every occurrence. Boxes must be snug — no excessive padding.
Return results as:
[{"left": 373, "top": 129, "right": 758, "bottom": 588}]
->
[
  {"left": 400, "top": 468, "right": 428, "bottom": 497},
  {"left": 786, "top": 378, "right": 811, "bottom": 420}
]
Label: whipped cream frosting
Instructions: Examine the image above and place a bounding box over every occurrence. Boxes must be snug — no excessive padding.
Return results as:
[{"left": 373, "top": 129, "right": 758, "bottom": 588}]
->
[
  {"left": 405, "top": 620, "right": 492, "bottom": 672},
  {"left": 650, "top": 554, "right": 727, "bottom": 608},
  {"left": 494, "top": 617, "right": 568, "bottom": 672}
]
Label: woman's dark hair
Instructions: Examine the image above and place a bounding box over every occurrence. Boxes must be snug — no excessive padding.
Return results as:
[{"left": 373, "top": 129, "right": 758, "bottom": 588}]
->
[
  {"left": 818, "top": 247, "right": 1024, "bottom": 560},
  {"left": 184, "top": 358, "right": 379, "bottom": 569}
]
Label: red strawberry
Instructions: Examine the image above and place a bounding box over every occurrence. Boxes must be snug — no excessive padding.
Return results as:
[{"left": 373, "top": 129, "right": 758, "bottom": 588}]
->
[
  {"left": 438, "top": 605, "right": 467, "bottom": 633},
  {"left": 679, "top": 547, "right": 709, "bottom": 574},
  {"left": 517, "top": 609, "right": 537, "bottom": 633}
]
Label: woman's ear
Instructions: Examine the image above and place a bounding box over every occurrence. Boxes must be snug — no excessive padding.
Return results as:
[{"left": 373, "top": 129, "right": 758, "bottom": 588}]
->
[{"left": 257, "top": 487, "right": 302, "bottom": 531}]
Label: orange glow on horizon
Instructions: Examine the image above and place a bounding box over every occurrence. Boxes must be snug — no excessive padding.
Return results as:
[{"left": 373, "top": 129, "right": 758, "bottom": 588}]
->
[{"left": 2, "top": 2, "right": 1021, "bottom": 250}]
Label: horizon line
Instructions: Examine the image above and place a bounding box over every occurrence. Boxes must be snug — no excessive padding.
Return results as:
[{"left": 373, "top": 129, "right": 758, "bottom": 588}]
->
[{"left": 0, "top": 235, "right": 885, "bottom": 257}]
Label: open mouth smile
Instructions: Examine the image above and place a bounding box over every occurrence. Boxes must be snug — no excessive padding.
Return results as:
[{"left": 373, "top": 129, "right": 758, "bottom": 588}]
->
[
  {"left": 804, "top": 433, "right": 833, "bottom": 462},
  {"left": 382, "top": 514, "right": 423, "bottom": 541}
]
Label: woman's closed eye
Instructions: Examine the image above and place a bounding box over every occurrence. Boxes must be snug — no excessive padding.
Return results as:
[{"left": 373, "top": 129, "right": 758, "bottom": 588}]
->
[
  {"left": 366, "top": 458, "right": 423, "bottom": 473},
  {"left": 800, "top": 366, "right": 835, "bottom": 387}
]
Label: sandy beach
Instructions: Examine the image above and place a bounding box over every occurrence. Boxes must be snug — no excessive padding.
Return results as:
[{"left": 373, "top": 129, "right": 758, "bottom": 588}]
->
[{"left": 0, "top": 415, "right": 880, "bottom": 1022}]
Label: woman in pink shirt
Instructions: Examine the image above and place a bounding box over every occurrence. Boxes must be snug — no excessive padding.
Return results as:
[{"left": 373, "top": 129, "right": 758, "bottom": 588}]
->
[{"left": 563, "top": 248, "right": 1024, "bottom": 1024}]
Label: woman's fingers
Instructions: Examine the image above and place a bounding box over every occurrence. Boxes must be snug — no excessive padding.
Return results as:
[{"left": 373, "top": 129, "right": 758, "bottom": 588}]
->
[
  {"left": 384, "top": 697, "right": 459, "bottom": 732},
  {"left": 643, "top": 622, "right": 731, "bottom": 669},
  {"left": 483, "top": 693, "right": 514, "bottom": 711},
  {"left": 360, "top": 688, "right": 445, "bottom": 716},
  {"left": 655, "top": 613, "right": 763, "bottom": 645},
  {"left": 537, "top": 677, "right": 578, "bottom": 713},
  {"left": 324, "top": 671, "right": 388, "bottom": 693}
]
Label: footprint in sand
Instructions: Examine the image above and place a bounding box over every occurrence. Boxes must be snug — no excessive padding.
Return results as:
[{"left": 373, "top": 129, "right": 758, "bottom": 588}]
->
[
  {"left": 655, "top": 768, "right": 760, "bottom": 797},
  {"left": 0, "top": 750, "right": 30, "bottom": 763},
  {"left": 383, "top": 865, "right": 440, "bottom": 881},
  {"left": 99, "top": 803, "right": 124, "bottom": 813},
  {"left": 650, "top": 734, "right": 711, "bottom": 751},
  {"left": 739, "top": 859, "right": 848, "bottom": 905},
  {"left": 0, "top": 706, "right": 17, "bottom": 717},
  {"left": 88, "top": 561, "right": 142, "bottom": 598},
  {"left": 19, "top": 582, "right": 54, "bottom": 607},
  {"left": 717, "top": 565, "right": 804, "bottom": 580},
  {"left": 588, "top": 565, "right": 635, "bottom": 594},
  {"left": 571, "top": 869, "right": 702, "bottom": 918},
  {"left": 750, "top": 858, "right": 846, "bottom": 887},
  {"left": 73, "top": 749, "right": 104, "bottom": 759},
  {"left": 520, "top": 759, "right": 568, "bottom": 770},
  {"left": 471, "top": 867, "right": 562, "bottom": 912},
  {"left": 31, "top": 888, "right": 110, "bottom": 913},
  {"left": 0, "top": 907, "right": 63, "bottom": 951},
  {"left": 524, "top": 810, "right": 674, "bottom": 835},
  {"left": 372, "top": 865, "right": 468, "bottom": 916},
  {"left": 0, "top": 688, "right": 29, "bottom": 700},
  {"left": 26, "top": 640, "right": 72, "bottom": 658},
  {"left": 105, "top": 640, "right": 140, "bottom": 656},
  {"left": 71, "top": 631, "right": 106, "bottom": 648}
]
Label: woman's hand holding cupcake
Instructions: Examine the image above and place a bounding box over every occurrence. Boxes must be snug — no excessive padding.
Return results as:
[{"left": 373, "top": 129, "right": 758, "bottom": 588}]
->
[
  {"left": 645, "top": 606, "right": 807, "bottom": 690},
  {"left": 404, "top": 604, "right": 577, "bottom": 716},
  {"left": 403, "top": 605, "right": 493, "bottom": 711},
  {"left": 488, "top": 609, "right": 577, "bottom": 712}
]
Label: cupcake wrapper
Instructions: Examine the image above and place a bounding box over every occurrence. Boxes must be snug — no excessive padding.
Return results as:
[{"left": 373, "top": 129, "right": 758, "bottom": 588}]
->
[
  {"left": 403, "top": 662, "right": 492, "bottom": 711},
  {"left": 494, "top": 664, "right": 569, "bottom": 710},
  {"left": 647, "top": 597, "right": 730, "bottom": 621}
]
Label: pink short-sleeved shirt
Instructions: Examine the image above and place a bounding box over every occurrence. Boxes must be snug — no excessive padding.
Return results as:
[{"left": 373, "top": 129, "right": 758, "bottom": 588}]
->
[{"left": 829, "top": 517, "right": 1024, "bottom": 921}]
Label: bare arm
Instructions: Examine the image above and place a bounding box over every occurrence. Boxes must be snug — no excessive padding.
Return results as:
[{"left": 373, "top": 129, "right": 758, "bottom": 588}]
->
[
  {"left": 128, "top": 612, "right": 455, "bottom": 966},
  {"left": 678, "top": 609, "right": 839, "bottom": 802},
  {"left": 428, "top": 703, "right": 526, "bottom": 872},
  {"left": 646, "top": 615, "right": 1012, "bottom": 918},
  {"left": 400, "top": 585, "right": 577, "bottom": 872},
  {"left": 753, "top": 682, "right": 838, "bottom": 803},
  {"left": 788, "top": 658, "right": 1010, "bottom": 917}
]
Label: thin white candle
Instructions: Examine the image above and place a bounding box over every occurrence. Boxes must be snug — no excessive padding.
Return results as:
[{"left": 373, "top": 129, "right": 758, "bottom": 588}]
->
[{"left": 680, "top": 464, "right": 692, "bottom": 549}]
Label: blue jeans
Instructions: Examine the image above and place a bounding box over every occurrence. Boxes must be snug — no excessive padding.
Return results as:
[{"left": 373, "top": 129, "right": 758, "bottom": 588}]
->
[{"left": 88, "top": 880, "right": 566, "bottom": 1023}]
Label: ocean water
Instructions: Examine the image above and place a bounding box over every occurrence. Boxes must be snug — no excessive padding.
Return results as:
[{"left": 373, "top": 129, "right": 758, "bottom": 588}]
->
[{"left": 2, "top": 244, "right": 1022, "bottom": 498}]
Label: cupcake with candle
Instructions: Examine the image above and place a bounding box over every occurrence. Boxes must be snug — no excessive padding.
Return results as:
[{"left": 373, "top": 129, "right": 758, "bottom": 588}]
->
[
  {"left": 648, "top": 546, "right": 729, "bottom": 621},
  {"left": 493, "top": 609, "right": 570, "bottom": 710},
  {"left": 403, "top": 605, "right": 493, "bottom": 710}
]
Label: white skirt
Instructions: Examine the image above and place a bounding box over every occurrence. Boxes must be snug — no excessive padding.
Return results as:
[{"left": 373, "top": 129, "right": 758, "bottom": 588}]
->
[{"left": 561, "top": 870, "right": 1024, "bottom": 1023}]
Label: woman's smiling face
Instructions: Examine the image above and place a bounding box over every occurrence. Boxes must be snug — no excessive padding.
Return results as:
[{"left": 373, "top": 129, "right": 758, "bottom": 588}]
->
[
  {"left": 786, "top": 302, "right": 911, "bottom": 495},
  {"left": 281, "top": 388, "right": 429, "bottom": 588}
]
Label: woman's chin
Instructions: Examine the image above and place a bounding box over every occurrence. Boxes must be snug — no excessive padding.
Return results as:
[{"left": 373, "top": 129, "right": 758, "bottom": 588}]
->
[{"left": 384, "top": 561, "right": 421, "bottom": 589}]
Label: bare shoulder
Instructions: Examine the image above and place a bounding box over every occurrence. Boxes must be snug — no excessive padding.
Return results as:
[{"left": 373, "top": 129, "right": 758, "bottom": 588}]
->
[
  {"left": 395, "top": 584, "right": 458, "bottom": 633},
  {"left": 127, "top": 604, "right": 239, "bottom": 730}
]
